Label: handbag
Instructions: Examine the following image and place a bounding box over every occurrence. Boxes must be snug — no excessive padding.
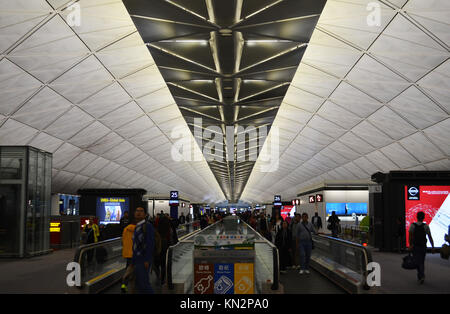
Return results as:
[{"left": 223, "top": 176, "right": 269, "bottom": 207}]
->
[{"left": 401, "top": 252, "right": 417, "bottom": 270}]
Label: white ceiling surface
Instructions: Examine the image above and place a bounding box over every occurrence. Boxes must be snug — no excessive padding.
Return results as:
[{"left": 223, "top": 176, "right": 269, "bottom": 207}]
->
[
  {"left": 0, "top": 0, "right": 225, "bottom": 202},
  {"left": 241, "top": 0, "right": 450, "bottom": 203}
]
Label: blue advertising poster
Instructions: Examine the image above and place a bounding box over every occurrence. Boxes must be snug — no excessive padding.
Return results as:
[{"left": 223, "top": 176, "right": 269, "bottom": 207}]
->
[
  {"left": 326, "top": 203, "right": 367, "bottom": 216},
  {"left": 214, "top": 263, "right": 234, "bottom": 294}
]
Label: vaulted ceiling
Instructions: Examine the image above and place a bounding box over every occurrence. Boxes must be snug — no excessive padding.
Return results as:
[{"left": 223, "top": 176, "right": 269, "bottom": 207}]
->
[
  {"left": 122, "top": 0, "right": 327, "bottom": 202},
  {"left": 0, "top": 0, "right": 449, "bottom": 204}
]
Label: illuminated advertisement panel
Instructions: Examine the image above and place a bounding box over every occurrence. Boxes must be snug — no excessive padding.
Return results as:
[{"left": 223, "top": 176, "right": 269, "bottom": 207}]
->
[
  {"left": 325, "top": 203, "right": 367, "bottom": 216},
  {"left": 96, "top": 197, "right": 129, "bottom": 225},
  {"left": 280, "top": 205, "right": 295, "bottom": 220},
  {"left": 405, "top": 186, "right": 450, "bottom": 248}
]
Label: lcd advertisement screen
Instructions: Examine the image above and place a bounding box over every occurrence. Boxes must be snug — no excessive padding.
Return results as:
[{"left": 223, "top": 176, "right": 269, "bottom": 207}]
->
[
  {"left": 280, "top": 205, "right": 296, "bottom": 219},
  {"left": 405, "top": 186, "right": 450, "bottom": 248},
  {"left": 96, "top": 197, "right": 129, "bottom": 225},
  {"left": 326, "top": 203, "right": 367, "bottom": 216}
]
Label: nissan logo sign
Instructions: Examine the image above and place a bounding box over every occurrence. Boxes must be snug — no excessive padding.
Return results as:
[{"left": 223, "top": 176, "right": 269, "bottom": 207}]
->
[{"left": 408, "top": 187, "right": 419, "bottom": 196}]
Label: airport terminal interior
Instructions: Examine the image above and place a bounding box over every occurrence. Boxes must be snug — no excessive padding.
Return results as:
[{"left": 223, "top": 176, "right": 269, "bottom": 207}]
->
[{"left": 0, "top": 0, "right": 449, "bottom": 295}]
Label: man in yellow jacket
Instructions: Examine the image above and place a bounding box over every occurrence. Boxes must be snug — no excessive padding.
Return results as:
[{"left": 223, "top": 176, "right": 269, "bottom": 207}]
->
[{"left": 121, "top": 222, "right": 136, "bottom": 293}]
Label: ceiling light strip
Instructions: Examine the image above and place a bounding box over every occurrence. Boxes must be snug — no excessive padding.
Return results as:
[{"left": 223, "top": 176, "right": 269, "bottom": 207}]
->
[
  {"left": 130, "top": 14, "right": 214, "bottom": 29},
  {"left": 236, "top": 43, "right": 307, "bottom": 74},
  {"left": 238, "top": 82, "right": 290, "bottom": 102},
  {"left": 166, "top": 82, "right": 219, "bottom": 102},
  {"left": 232, "top": 0, "right": 284, "bottom": 27},
  {"left": 147, "top": 43, "right": 219, "bottom": 74},
  {"left": 236, "top": 13, "right": 321, "bottom": 29}
]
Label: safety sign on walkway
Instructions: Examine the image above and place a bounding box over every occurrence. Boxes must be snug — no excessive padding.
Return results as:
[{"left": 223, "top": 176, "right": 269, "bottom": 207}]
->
[
  {"left": 194, "top": 263, "right": 214, "bottom": 294},
  {"left": 234, "top": 263, "right": 254, "bottom": 294},
  {"left": 214, "top": 263, "right": 234, "bottom": 294}
]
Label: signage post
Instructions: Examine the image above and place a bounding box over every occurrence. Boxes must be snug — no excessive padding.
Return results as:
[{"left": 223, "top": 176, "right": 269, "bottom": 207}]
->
[{"left": 170, "top": 191, "right": 179, "bottom": 219}]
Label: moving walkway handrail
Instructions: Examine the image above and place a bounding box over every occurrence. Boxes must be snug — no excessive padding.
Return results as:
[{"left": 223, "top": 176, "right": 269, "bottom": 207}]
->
[
  {"left": 312, "top": 233, "right": 373, "bottom": 291},
  {"left": 313, "top": 233, "right": 373, "bottom": 267},
  {"left": 167, "top": 220, "right": 219, "bottom": 290},
  {"left": 243, "top": 220, "right": 280, "bottom": 291},
  {"left": 74, "top": 220, "right": 201, "bottom": 290},
  {"left": 166, "top": 217, "right": 280, "bottom": 291},
  {"left": 74, "top": 237, "right": 121, "bottom": 266}
]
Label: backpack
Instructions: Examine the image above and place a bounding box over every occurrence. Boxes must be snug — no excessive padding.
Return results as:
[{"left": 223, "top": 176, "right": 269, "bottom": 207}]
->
[{"left": 413, "top": 223, "right": 427, "bottom": 247}]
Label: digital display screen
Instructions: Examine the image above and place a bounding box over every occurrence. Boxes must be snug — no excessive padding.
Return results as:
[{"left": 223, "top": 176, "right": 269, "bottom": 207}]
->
[
  {"left": 273, "top": 202, "right": 282, "bottom": 206},
  {"left": 169, "top": 199, "right": 179, "bottom": 206},
  {"left": 405, "top": 186, "right": 450, "bottom": 248},
  {"left": 326, "top": 203, "right": 367, "bottom": 216},
  {"left": 281, "top": 205, "right": 296, "bottom": 219},
  {"left": 96, "top": 197, "right": 129, "bottom": 225}
]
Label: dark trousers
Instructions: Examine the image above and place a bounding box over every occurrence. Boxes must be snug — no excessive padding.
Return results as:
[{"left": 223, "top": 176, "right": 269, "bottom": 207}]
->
[
  {"left": 122, "top": 258, "right": 132, "bottom": 285},
  {"left": 298, "top": 240, "right": 312, "bottom": 270},
  {"left": 134, "top": 262, "right": 154, "bottom": 294},
  {"left": 160, "top": 240, "right": 169, "bottom": 284},
  {"left": 413, "top": 246, "right": 426, "bottom": 280},
  {"left": 291, "top": 238, "right": 299, "bottom": 266},
  {"left": 279, "top": 246, "right": 291, "bottom": 271}
]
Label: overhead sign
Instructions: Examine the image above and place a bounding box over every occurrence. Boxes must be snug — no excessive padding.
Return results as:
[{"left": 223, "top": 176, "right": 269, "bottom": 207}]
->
[
  {"left": 170, "top": 191, "right": 179, "bottom": 200},
  {"left": 309, "top": 195, "right": 316, "bottom": 203},
  {"left": 316, "top": 194, "right": 323, "bottom": 202},
  {"left": 274, "top": 195, "right": 281, "bottom": 202}
]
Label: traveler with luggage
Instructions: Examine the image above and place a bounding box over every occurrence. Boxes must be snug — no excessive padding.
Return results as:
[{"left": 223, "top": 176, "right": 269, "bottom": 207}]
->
[
  {"left": 312, "top": 212, "right": 322, "bottom": 233},
  {"left": 408, "top": 211, "right": 435, "bottom": 284}
]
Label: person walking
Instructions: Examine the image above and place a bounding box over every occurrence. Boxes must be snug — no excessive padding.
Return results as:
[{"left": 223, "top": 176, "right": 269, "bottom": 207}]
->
[
  {"left": 297, "top": 213, "right": 316, "bottom": 274},
  {"left": 121, "top": 220, "right": 136, "bottom": 293},
  {"left": 408, "top": 211, "right": 435, "bottom": 284},
  {"left": 179, "top": 212, "right": 186, "bottom": 225},
  {"left": 312, "top": 212, "right": 322, "bottom": 233},
  {"left": 328, "top": 211, "right": 341, "bottom": 238},
  {"left": 290, "top": 214, "right": 300, "bottom": 269},
  {"left": 132, "top": 207, "right": 155, "bottom": 294},
  {"left": 83, "top": 217, "right": 100, "bottom": 270},
  {"left": 120, "top": 211, "right": 130, "bottom": 232},
  {"left": 157, "top": 213, "right": 171, "bottom": 286},
  {"left": 275, "top": 221, "right": 292, "bottom": 273}
]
